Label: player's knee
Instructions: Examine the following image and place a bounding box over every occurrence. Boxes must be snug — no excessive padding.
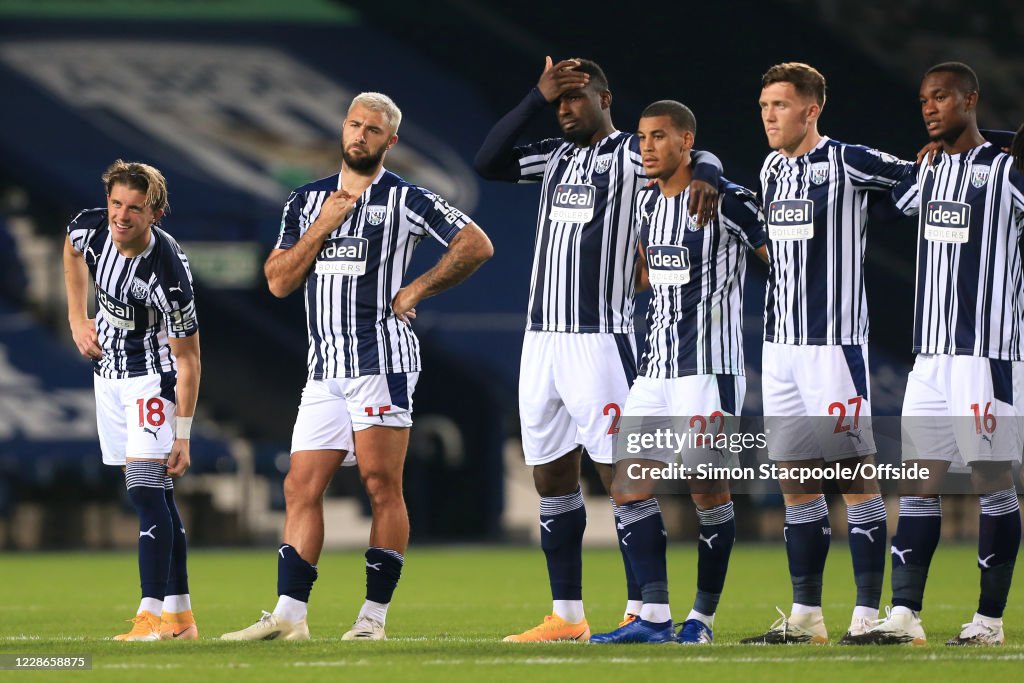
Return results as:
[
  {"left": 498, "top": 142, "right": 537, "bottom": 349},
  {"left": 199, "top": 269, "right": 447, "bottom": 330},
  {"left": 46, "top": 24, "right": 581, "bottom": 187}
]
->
[
  {"left": 361, "top": 470, "right": 403, "bottom": 508},
  {"left": 532, "top": 458, "right": 580, "bottom": 497},
  {"left": 972, "top": 460, "right": 1014, "bottom": 493},
  {"left": 283, "top": 468, "right": 326, "bottom": 506},
  {"left": 693, "top": 491, "right": 731, "bottom": 510}
]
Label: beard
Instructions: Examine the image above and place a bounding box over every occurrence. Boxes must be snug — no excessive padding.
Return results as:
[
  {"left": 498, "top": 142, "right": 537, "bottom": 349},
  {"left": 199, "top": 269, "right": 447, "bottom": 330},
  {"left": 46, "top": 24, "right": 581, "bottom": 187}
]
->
[{"left": 342, "top": 143, "right": 386, "bottom": 172}]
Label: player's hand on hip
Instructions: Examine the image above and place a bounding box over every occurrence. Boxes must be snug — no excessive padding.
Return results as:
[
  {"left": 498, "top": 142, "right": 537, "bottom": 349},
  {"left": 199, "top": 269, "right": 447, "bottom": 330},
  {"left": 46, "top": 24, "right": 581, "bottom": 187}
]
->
[
  {"left": 167, "top": 440, "right": 191, "bottom": 477},
  {"left": 70, "top": 317, "right": 102, "bottom": 360},
  {"left": 313, "top": 190, "right": 358, "bottom": 236},
  {"left": 391, "top": 287, "right": 419, "bottom": 326},
  {"left": 537, "top": 56, "right": 588, "bottom": 102},
  {"left": 688, "top": 179, "right": 719, "bottom": 228}
]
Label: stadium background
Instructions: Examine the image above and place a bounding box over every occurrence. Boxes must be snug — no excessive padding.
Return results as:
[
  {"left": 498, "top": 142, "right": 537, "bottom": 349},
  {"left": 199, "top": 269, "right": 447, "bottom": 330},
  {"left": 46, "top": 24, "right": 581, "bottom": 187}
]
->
[{"left": 1, "top": 0, "right": 1022, "bottom": 553}]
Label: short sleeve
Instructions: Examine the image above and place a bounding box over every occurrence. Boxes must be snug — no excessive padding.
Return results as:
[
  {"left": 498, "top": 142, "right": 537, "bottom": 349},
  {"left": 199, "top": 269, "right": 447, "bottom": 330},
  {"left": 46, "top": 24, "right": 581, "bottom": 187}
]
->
[
  {"left": 274, "top": 191, "right": 303, "bottom": 250},
  {"left": 404, "top": 187, "right": 472, "bottom": 246}
]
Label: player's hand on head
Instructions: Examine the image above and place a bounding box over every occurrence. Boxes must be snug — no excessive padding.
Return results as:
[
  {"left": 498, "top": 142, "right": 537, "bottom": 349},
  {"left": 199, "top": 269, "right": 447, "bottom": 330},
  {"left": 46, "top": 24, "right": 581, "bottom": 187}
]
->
[
  {"left": 71, "top": 317, "right": 102, "bottom": 360},
  {"left": 688, "top": 180, "right": 719, "bottom": 228},
  {"left": 915, "top": 141, "right": 942, "bottom": 166},
  {"left": 537, "top": 56, "right": 588, "bottom": 103},
  {"left": 167, "top": 441, "right": 190, "bottom": 477}
]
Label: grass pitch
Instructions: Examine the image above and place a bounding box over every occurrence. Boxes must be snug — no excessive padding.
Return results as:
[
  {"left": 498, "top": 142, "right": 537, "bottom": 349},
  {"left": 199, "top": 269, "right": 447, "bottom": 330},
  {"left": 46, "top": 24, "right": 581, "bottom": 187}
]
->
[{"left": 1, "top": 544, "right": 1021, "bottom": 681}]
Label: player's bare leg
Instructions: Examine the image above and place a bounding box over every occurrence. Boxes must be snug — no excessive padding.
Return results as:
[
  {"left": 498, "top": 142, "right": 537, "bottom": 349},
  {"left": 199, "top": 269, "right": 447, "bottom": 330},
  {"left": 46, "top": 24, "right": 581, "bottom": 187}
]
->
[
  {"left": 342, "top": 425, "right": 410, "bottom": 640},
  {"left": 283, "top": 449, "right": 348, "bottom": 563},
  {"left": 221, "top": 449, "right": 343, "bottom": 641}
]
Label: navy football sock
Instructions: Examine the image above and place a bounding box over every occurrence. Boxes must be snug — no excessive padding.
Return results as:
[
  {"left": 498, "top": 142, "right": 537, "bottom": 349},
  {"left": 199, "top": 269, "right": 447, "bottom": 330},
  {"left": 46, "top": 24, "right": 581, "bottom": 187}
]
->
[
  {"left": 365, "top": 547, "right": 404, "bottom": 604},
  {"left": 540, "top": 488, "right": 586, "bottom": 601},
  {"left": 277, "top": 544, "right": 318, "bottom": 603},
  {"left": 617, "top": 498, "right": 669, "bottom": 607},
  {"left": 890, "top": 496, "right": 942, "bottom": 612},
  {"left": 977, "top": 489, "right": 1021, "bottom": 619},
  {"left": 612, "top": 499, "right": 643, "bottom": 604},
  {"left": 163, "top": 480, "right": 189, "bottom": 597},
  {"left": 694, "top": 501, "right": 736, "bottom": 617},
  {"left": 784, "top": 496, "right": 831, "bottom": 607},
  {"left": 125, "top": 461, "right": 173, "bottom": 601},
  {"left": 847, "top": 496, "right": 887, "bottom": 610}
]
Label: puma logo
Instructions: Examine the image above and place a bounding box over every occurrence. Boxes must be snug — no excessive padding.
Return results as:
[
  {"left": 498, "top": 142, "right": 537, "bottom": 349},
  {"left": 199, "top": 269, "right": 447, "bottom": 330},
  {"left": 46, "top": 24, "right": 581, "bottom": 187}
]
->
[
  {"left": 539, "top": 519, "right": 553, "bottom": 533},
  {"left": 85, "top": 246, "right": 99, "bottom": 263},
  {"left": 621, "top": 532, "right": 632, "bottom": 546},
  {"left": 981, "top": 434, "right": 993, "bottom": 446},
  {"left": 139, "top": 525, "right": 157, "bottom": 540},
  {"left": 891, "top": 545, "right": 912, "bottom": 564},
  {"left": 978, "top": 553, "right": 997, "bottom": 569},
  {"left": 850, "top": 526, "right": 879, "bottom": 543},
  {"left": 698, "top": 533, "right": 718, "bottom": 549},
  {"left": 847, "top": 429, "right": 863, "bottom": 444},
  {"left": 142, "top": 426, "right": 159, "bottom": 440},
  {"left": 365, "top": 561, "right": 382, "bottom": 571},
  {"left": 168, "top": 282, "right": 183, "bottom": 294}
]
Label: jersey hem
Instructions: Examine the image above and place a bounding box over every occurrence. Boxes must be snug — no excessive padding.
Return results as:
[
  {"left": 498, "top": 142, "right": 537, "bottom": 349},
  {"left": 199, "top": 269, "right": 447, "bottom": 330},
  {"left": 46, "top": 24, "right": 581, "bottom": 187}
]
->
[
  {"left": 309, "top": 366, "right": 422, "bottom": 380},
  {"left": 640, "top": 369, "right": 745, "bottom": 379},
  {"left": 913, "top": 346, "right": 1021, "bottom": 361},
  {"left": 526, "top": 323, "right": 634, "bottom": 334},
  {"left": 763, "top": 336, "right": 868, "bottom": 346}
]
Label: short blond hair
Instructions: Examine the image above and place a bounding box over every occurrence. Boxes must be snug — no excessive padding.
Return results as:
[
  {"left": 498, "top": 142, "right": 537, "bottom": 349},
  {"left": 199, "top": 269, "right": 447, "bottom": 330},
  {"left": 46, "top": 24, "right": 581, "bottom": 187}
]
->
[
  {"left": 102, "top": 160, "right": 169, "bottom": 213},
  {"left": 349, "top": 92, "right": 402, "bottom": 133}
]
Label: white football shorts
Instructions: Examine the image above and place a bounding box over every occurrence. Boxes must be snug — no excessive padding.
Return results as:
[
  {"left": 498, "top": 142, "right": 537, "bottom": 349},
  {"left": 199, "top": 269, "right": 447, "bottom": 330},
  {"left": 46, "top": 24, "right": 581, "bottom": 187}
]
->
[
  {"left": 902, "top": 354, "right": 1024, "bottom": 464},
  {"left": 762, "top": 341, "right": 875, "bottom": 461},
  {"left": 291, "top": 372, "right": 419, "bottom": 465},
  {"left": 619, "top": 373, "right": 746, "bottom": 467},
  {"left": 519, "top": 330, "right": 636, "bottom": 466},
  {"left": 94, "top": 372, "right": 177, "bottom": 466}
]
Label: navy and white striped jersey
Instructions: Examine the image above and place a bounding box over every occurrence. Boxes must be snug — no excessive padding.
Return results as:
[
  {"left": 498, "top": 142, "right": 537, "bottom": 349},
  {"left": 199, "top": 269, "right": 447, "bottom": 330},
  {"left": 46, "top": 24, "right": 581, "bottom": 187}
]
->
[
  {"left": 510, "top": 132, "right": 721, "bottom": 334},
  {"left": 890, "top": 143, "right": 1024, "bottom": 360},
  {"left": 637, "top": 179, "right": 767, "bottom": 378},
  {"left": 275, "top": 167, "right": 470, "bottom": 379},
  {"left": 513, "top": 131, "right": 644, "bottom": 333},
  {"left": 67, "top": 208, "right": 198, "bottom": 380},
  {"left": 761, "top": 136, "right": 913, "bottom": 345}
]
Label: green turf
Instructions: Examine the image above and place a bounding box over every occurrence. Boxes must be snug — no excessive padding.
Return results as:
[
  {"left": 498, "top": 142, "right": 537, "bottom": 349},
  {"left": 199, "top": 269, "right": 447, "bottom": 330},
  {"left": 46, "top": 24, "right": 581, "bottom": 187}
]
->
[{"left": 0, "top": 544, "right": 1020, "bottom": 681}]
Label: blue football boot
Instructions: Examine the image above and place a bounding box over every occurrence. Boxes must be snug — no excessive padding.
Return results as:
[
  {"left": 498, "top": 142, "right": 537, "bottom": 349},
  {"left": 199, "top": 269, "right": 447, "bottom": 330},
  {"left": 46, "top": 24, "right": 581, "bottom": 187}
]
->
[
  {"left": 589, "top": 618, "right": 675, "bottom": 644},
  {"left": 676, "top": 618, "right": 713, "bottom": 644}
]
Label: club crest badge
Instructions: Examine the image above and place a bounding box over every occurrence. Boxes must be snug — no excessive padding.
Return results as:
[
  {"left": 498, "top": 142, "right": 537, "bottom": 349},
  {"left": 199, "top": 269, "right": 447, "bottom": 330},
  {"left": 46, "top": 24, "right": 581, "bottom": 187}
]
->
[
  {"left": 594, "top": 154, "right": 612, "bottom": 175},
  {"left": 129, "top": 277, "right": 150, "bottom": 300},
  {"left": 365, "top": 205, "right": 386, "bottom": 226},
  {"left": 971, "top": 166, "right": 989, "bottom": 188},
  {"left": 810, "top": 162, "right": 830, "bottom": 186}
]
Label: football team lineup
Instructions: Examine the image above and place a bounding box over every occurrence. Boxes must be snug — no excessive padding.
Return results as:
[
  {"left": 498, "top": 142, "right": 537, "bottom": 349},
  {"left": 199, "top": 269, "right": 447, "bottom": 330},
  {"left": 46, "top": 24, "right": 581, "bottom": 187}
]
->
[{"left": 50, "top": 48, "right": 1024, "bottom": 660}]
